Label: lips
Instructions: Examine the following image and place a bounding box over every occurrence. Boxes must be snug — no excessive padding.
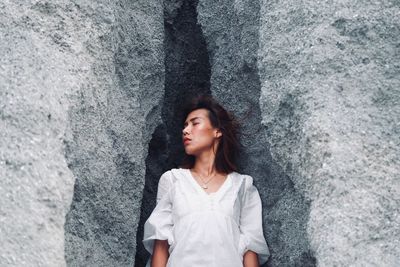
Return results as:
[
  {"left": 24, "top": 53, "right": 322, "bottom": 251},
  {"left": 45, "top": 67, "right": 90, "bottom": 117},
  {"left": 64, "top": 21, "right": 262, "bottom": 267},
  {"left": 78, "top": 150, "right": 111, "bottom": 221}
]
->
[{"left": 183, "top": 138, "right": 191, "bottom": 144}]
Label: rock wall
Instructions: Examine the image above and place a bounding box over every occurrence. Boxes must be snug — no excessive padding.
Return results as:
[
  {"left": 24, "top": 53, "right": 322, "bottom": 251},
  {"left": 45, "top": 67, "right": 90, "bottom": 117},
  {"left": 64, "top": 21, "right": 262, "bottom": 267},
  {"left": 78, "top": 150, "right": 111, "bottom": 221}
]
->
[
  {"left": 1, "top": 1, "right": 164, "bottom": 266},
  {"left": 1, "top": 1, "right": 87, "bottom": 265},
  {"left": 197, "top": 0, "right": 315, "bottom": 266},
  {"left": 62, "top": 1, "right": 164, "bottom": 266},
  {"left": 2, "top": 0, "right": 399, "bottom": 266},
  {"left": 258, "top": 1, "right": 400, "bottom": 266}
]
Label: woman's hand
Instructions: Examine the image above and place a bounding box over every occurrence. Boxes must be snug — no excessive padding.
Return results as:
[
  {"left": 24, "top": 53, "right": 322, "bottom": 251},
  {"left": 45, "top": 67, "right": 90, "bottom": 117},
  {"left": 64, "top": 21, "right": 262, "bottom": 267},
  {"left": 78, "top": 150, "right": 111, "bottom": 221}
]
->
[
  {"left": 243, "top": 250, "right": 259, "bottom": 267},
  {"left": 151, "top": 239, "right": 169, "bottom": 267}
]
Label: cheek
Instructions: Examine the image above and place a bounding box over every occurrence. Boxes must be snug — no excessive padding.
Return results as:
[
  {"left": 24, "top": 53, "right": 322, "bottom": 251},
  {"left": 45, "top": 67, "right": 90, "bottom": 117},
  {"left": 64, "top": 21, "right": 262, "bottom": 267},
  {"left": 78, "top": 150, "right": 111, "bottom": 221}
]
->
[
  {"left": 194, "top": 127, "right": 210, "bottom": 137},
  {"left": 196, "top": 132, "right": 214, "bottom": 144}
]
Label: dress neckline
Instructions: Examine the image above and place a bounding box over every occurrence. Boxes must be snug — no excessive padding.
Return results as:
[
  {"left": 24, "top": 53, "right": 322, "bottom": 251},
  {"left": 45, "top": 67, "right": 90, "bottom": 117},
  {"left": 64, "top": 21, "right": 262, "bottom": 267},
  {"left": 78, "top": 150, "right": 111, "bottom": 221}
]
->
[{"left": 184, "top": 168, "right": 232, "bottom": 198}]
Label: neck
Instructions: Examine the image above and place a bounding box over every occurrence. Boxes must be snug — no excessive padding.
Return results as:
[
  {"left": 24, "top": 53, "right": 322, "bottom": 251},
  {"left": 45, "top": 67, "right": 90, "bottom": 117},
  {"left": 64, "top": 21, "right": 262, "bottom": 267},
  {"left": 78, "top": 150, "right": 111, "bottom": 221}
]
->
[{"left": 192, "top": 149, "right": 217, "bottom": 176}]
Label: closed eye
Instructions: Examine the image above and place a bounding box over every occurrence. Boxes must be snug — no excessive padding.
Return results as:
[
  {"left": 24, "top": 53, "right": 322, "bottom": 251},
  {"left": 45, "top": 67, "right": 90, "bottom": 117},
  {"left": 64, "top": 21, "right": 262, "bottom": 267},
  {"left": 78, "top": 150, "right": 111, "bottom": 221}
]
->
[{"left": 183, "top": 122, "right": 199, "bottom": 128}]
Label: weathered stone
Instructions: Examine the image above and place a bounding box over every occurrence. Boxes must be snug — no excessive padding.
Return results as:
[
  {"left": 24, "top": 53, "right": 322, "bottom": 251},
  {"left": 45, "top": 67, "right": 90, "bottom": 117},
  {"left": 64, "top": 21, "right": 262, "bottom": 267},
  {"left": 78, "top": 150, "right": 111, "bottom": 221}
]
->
[
  {"left": 258, "top": 1, "right": 400, "bottom": 266},
  {"left": 197, "top": 0, "right": 315, "bottom": 266},
  {"left": 1, "top": 1, "right": 164, "bottom": 266},
  {"left": 2, "top": 0, "right": 399, "bottom": 266}
]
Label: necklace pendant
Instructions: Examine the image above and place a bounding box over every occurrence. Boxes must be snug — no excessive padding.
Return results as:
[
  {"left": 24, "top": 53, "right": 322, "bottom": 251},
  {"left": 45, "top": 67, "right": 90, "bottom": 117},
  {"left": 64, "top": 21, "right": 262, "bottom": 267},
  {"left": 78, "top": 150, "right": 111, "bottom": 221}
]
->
[{"left": 202, "top": 184, "right": 208, "bottom": 189}]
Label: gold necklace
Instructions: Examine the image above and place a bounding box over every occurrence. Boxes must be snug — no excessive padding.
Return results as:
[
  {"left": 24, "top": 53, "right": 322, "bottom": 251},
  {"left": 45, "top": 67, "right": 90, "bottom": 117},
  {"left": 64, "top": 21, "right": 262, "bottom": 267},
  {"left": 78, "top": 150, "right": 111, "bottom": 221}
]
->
[{"left": 191, "top": 169, "right": 217, "bottom": 189}]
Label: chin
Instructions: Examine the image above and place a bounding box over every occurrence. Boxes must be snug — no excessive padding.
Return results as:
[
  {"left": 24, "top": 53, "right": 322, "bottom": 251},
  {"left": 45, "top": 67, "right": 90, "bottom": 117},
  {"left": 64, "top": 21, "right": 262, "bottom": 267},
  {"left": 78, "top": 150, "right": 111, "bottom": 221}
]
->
[
  {"left": 184, "top": 149, "right": 194, "bottom": 156},
  {"left": 184, "top": 148, "right": 198, "bottom": 157}
]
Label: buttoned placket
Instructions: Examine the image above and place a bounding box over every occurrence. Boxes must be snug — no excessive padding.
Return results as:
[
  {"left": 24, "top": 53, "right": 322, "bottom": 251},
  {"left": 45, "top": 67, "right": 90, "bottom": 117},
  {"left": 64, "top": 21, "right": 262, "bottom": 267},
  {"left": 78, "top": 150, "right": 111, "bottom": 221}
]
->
[{"left": 183, "top": 168, "right": 234, "bottom": 214}]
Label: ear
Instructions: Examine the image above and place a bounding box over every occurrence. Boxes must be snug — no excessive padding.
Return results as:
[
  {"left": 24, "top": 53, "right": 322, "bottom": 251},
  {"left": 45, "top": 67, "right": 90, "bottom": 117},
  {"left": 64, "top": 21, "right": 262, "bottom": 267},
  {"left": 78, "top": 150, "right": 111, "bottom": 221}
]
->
[{"left": 215, "top": 129, "right": 222, "bottom": 138}]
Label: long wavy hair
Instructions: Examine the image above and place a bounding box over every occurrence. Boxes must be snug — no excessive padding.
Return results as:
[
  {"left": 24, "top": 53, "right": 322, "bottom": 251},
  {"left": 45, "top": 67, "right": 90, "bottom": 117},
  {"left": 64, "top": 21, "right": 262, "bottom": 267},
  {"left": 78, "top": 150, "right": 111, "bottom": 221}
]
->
[{"left": 178, "top": 94, "right": 243, "bottom": 174}]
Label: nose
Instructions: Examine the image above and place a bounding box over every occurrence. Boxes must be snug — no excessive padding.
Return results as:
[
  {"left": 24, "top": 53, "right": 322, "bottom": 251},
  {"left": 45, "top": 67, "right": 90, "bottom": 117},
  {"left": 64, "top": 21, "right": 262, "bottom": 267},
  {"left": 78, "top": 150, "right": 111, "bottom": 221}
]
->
[{"left": 182, "top": 125, "right": 189, "bottom": 136}]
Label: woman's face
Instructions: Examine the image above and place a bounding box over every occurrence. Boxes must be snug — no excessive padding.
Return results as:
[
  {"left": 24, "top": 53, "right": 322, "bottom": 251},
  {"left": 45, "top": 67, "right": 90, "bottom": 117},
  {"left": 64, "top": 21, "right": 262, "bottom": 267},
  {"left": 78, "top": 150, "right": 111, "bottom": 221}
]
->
[{"left": 182, "top": 108, "right": 222, "bottom": 156}]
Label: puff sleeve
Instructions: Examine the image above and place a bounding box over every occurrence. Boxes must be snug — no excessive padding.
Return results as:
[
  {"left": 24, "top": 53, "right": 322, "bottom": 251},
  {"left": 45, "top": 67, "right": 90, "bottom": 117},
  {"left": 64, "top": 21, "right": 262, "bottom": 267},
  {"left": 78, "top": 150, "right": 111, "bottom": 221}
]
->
[
  {"left": 142, "top": 171, "right": 174, "bottom": 254},
  {"left": 238, "top": 175, "right": 270, "bottom": 265}
]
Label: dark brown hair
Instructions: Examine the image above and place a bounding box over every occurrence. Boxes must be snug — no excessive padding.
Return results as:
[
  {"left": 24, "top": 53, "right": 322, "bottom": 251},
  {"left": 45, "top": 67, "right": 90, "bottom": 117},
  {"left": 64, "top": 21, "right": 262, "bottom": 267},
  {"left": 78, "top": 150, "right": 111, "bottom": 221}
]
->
[{"left": 178, "top": 94, "right": 243, "bottom": 174}]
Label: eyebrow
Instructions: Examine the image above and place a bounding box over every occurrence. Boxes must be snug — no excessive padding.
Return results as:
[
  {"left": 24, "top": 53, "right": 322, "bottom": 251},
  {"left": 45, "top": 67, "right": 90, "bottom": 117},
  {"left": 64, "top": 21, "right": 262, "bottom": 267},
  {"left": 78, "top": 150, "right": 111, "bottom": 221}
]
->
[{"left": 183, "top": 117, "right": 202, "bottom": 125}]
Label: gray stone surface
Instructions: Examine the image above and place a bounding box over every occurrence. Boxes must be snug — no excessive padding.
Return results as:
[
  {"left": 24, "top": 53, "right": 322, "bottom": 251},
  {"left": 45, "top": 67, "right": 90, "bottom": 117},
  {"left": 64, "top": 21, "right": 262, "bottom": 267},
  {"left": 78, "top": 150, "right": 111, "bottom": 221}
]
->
[
  {"left": 1, "top": 1, "right": 164, "bottom": 266},
  {"left": 2, "top": 0, "right": 399, "bottom": 266},
  {"left": 258, "top": 1, "right": 400, "bottom": 266},
  {"left": 1, "top": 1, "right": 86, "bottom": 266},
  {"left": 197, "top": 0, "right": 315, "bottom": 266}
]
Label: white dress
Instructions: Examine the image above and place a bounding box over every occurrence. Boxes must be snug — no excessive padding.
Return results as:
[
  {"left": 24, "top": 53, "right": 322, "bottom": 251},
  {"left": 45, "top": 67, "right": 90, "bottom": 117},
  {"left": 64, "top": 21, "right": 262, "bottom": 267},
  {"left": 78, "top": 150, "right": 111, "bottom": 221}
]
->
[{"left": 142, "top": 168, "right": 270, "bottom": 267}]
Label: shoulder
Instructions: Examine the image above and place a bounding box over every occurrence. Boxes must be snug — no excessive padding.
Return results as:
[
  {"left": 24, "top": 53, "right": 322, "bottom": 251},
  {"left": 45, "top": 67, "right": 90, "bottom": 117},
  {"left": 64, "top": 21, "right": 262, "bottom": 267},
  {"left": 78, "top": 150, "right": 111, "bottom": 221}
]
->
[
  {"left": 242, "top": 174, "right": 254, "bottom": 187},
  {"left": 156, "top": 169, "right": 178, "bottom": 199},
  {"left": 159, "top": 170, "right": 171, "bottom": 181},
  {"left": 230, "top": 172, "right": 256, "bottom": 195},
  {"left": 231, "top": 171, "right": 254, "bottom": 187},
  {"left": 159, "top": 168, "right": 185, "bottom": 184},
  {"left": 157, "top": 170, "right": 173, "bottom": 188}
]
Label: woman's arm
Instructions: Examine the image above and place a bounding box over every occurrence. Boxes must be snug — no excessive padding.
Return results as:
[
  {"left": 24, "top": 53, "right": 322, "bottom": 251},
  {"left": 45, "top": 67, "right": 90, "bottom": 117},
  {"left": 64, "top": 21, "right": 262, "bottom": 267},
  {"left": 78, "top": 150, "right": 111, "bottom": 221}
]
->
[
  {"left": 151, "top": 239, "right": 170, "bottom": 267},
  {"left": 243, "top": 250, "right": 259, "bottom": 267},
  {"left": 238, "top": 176, "right": 270, "bottom": 266}
]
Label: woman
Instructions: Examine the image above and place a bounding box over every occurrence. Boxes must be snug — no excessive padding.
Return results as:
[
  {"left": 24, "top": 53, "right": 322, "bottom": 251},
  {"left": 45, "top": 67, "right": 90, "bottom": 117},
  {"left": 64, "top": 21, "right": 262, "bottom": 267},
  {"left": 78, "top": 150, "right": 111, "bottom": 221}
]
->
[{"left": 143, "top": 95, "right": 270, "bottom": 267}]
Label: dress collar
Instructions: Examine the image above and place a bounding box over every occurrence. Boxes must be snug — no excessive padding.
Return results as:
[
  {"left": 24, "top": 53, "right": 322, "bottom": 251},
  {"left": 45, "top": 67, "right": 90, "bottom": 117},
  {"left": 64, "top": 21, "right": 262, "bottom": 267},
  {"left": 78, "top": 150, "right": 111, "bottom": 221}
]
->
[{"left": 180, "top": 168, "right": 233, "bottom": 200}]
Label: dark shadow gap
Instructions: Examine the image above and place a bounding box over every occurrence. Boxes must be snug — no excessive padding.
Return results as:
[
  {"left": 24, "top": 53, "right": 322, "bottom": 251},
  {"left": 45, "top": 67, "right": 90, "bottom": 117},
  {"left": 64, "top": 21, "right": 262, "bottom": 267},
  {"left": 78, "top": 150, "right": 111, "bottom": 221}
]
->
[{"left": 134, "top": 0, "right": 211, "bottom": 266}]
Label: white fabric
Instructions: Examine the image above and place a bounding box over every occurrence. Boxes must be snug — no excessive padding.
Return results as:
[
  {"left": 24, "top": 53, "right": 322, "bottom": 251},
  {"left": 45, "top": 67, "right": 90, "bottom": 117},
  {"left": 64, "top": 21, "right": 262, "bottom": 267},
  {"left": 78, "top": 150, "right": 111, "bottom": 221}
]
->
[{"left": 143, "top": 168, "right": 270, "bottom": 267}]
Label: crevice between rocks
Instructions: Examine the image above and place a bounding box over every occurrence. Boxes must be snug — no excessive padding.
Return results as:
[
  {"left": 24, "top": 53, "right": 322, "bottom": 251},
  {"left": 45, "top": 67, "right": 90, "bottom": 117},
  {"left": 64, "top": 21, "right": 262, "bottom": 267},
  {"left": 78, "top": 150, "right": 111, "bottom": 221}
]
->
[
  {"left": 63, "top": 0, "right": 316, "bottom": 265},
  {"left": 134, "top": 0, "right": 211, "bottom": 266}
]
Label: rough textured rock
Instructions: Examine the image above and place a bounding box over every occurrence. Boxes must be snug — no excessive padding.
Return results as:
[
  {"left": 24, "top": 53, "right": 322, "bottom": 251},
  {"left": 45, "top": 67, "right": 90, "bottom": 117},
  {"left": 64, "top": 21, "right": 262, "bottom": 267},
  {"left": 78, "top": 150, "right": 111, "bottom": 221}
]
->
[
  {"left": 3, "top": 0, "right": 399, "bottom": 266},
  {"left": 1, "top": 1, "right": 85, "bottom": 265},
  {"left": 197, "top": 0, "right": 315, "bottom": 266},
  {"left": 63, "top": 1, "right": 164, "bottom": 266},
  {"left": 1, "top": 1, "right": 164, "bottom": 266},
  {"left": 258, "top": 1, "right": 400, "bottom": 266}
]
